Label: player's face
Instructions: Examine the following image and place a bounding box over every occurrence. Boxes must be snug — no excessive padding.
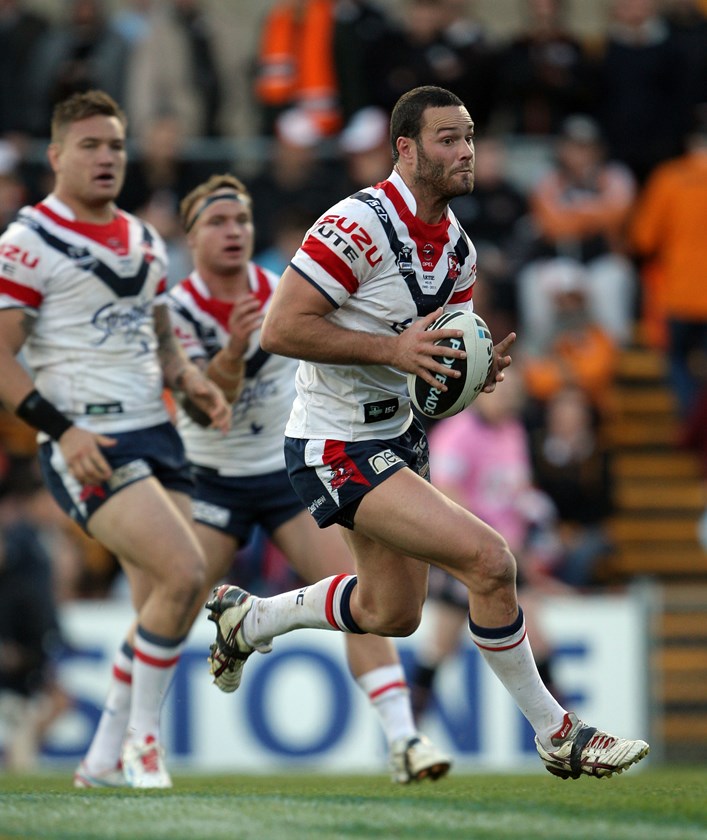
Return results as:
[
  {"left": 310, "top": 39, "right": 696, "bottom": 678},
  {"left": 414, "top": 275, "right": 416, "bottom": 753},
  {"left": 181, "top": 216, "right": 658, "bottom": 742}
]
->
[
  {"left": 191, "top": 194, "right": 254, "bottom": 275},
  {"left": 413, "top": 106, "right": 475, "bottom": 199},
  {"left": 50, "top": 115, "right": 127, "bottom": 210}
]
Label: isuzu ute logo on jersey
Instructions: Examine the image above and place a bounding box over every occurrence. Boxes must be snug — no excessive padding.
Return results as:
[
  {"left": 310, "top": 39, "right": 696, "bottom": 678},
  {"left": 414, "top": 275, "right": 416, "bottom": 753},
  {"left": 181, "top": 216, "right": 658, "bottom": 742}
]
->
[
  {"left": 0, "top": 243, "right": 39, "bottom": 269},
  {"left": 316, "top": 214, "right": 383, "bottom": 266}
]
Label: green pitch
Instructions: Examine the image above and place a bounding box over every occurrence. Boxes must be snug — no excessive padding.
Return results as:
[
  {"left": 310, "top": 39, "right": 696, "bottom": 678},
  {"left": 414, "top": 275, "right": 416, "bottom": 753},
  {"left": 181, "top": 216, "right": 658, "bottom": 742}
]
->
[{"left": 1, "top": 768, "right": 706, "bottom": 840}]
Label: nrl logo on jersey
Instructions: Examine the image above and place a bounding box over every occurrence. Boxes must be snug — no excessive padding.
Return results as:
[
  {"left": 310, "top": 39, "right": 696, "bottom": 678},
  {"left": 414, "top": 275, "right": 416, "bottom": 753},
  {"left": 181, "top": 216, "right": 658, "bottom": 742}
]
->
[{"left": 396, "top": 245, "right": 414, "bottom": 276}]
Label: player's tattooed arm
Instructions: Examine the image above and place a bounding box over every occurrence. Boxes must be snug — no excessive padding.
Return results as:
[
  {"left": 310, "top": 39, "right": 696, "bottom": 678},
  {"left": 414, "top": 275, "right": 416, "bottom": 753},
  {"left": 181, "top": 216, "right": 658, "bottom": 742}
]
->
[{"left": 154, "top": 303, "right": 231, "bottom": 432}]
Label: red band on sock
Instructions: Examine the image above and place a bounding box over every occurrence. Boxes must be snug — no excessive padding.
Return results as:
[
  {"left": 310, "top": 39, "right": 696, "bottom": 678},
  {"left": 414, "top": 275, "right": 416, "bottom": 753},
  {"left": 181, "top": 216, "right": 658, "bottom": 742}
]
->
[
  {"left": 473, "top": 627, "right": 527, "bottom": 652},
  {"left": 133, "top": 649, "right": 181, "bottom": 669},
  {"left": 369, "top": 680, "right": 408, "bottom": 701},
  {"left": 325, "top": 573, "right": 349, "bottom": 630},
  {"left": 113, "top": 665, "right": 132, "bottom": 684}
]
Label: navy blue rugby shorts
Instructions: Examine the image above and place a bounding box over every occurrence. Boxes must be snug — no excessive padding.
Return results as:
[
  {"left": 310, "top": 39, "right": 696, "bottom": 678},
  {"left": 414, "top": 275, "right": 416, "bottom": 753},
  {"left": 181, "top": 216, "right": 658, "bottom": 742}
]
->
[
  {"left": 39, "top": 421, "right": 193, "bottom": 532},
  {"left": 190, "top": 466, "right": 303, "bottom": 544},
  {"left": 284, "top": 415, "right": 430, "bottom": 529}
]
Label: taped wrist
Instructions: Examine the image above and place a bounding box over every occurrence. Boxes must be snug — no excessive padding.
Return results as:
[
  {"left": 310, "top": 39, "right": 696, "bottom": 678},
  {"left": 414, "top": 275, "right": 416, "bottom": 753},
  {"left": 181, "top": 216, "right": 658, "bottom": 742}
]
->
[{"left": 16, "top": 389, "right": 73, "bottom": 440}]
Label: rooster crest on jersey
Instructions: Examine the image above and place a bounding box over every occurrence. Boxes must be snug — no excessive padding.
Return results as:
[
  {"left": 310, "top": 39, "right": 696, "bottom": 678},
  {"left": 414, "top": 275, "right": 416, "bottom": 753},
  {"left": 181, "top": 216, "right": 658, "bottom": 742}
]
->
[{"left": 407, "top": 311, "right": 493, "bottom": 420}]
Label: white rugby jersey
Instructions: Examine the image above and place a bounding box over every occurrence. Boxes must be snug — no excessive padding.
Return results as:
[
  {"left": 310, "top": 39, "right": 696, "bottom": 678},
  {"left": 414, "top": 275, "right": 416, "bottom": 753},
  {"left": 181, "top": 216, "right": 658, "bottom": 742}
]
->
[
  {"left": 0, "top": 195, "right": 170, "bottom": 433},
  {"left": 286, "top": 169, "right": 477, "bottom": 441},
  {"left": 166, "top": 266, "right": 296, "bottom": 476}
]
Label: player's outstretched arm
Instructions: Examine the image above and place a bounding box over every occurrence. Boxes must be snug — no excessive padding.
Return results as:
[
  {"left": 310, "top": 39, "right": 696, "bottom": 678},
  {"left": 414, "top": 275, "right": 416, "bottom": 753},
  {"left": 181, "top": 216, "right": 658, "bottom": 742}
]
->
[{"left": 261, "top": 270, "right": 466, "bottom": 383}]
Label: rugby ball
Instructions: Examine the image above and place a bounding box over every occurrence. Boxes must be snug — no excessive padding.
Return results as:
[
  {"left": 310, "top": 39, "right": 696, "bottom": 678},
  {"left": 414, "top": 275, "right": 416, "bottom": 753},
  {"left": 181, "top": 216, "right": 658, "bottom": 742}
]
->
[{"left": 407, "top": 310, "right": 493, "bottom": 419}]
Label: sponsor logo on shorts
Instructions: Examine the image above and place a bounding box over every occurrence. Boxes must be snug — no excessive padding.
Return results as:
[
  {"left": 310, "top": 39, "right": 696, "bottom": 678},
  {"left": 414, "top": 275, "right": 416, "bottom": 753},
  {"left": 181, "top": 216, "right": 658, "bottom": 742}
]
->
[
  {"left": 192, "top": 500, "right": 230, "bottom": 528},
  {"left": 108, "top": 459, "right": 151, "bottom": 491},
  {"left": 368, "top": 449, "right": 403, "bottom": 475},
  {"left": 308, "top": 495, "right": 327, "bottom": 515}
]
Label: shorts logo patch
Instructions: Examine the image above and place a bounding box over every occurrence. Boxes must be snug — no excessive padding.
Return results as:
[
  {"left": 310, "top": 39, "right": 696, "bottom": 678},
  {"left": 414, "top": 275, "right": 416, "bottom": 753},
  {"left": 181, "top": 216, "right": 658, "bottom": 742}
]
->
[
  {"left": 330, "top": 465, "right": 353, "bottom": 490},
  {"left": 108, "top": 459, "right": 151, "bottom": 490},
  {"left": 308, "top": 495, "right": 327, "bottom": 515},
  {"left": 368, "top": 449, "right": 403, "bottom": 475},
  {"left": 192, "top": 500, "right": 230, "bottom": 528}
]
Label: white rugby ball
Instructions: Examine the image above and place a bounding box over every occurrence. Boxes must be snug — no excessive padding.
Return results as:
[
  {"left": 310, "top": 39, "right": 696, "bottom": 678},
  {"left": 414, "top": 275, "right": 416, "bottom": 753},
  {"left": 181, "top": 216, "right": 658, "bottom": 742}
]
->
[{"left": 407, "top": 310, "right": 494, "bottom": 420}]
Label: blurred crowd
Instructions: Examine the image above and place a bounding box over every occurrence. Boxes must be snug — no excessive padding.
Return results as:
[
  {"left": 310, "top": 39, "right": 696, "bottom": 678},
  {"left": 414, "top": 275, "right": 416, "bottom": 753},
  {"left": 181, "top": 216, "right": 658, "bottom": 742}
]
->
[{"left": 1, "top": 0, "right": 707, "bottom": 767}]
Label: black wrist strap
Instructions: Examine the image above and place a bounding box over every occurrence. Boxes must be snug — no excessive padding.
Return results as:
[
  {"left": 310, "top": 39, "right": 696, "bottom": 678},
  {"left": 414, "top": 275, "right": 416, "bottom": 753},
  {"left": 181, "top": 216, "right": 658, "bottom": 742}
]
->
[{"left": 16, "top": 389, "right": 73, "bottom": 441}]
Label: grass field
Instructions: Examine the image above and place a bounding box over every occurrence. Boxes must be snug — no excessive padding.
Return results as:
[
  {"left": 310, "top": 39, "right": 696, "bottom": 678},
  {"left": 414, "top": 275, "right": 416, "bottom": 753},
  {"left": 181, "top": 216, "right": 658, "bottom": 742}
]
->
[{"left": 1, "top": 768, "right": 706, "bottom": 840}]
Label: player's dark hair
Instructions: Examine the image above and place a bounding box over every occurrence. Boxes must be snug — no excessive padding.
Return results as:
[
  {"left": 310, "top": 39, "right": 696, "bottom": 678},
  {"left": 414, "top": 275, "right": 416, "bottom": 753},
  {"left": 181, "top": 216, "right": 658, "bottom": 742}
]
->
[
  {"left": 51, "top": 90, "right": 126, "bottom": 143},
  {"left": 180, "top": 173, "right": 251, "bottom": 231},
  {"left": 390, "top": 86, "right": 464, "bottom": 163}
]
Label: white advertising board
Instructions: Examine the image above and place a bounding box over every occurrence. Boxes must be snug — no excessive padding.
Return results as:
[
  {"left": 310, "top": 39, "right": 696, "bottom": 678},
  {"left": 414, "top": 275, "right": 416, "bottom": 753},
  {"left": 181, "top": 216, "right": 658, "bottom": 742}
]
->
[{"left": 41, "top": 593, "right": 650, "bottom": 773}]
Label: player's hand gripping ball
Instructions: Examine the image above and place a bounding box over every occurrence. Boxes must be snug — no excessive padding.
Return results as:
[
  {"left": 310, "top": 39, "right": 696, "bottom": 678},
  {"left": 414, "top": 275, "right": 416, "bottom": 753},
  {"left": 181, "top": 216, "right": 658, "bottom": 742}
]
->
[{"left": 407, "top": 310, "right": 494, "bottom": 419}]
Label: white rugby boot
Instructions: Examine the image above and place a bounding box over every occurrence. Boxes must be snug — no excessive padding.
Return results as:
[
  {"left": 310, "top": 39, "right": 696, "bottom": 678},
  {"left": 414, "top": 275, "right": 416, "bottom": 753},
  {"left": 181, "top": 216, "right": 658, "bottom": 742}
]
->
[
  {"left": 73, "top": 760, "right": 125, "bottom": 789},
  {"left": 535, "top": 712, "right": 649, "bottom": 779},
  {"left": 121, "top": 735, "right": 172, "bottom": 789},
  {"left": 389, "top": 734, "right": 452, "bottom": 784},
  {"left": 205, "top": 584, "right": 259, "bottom": 693}
]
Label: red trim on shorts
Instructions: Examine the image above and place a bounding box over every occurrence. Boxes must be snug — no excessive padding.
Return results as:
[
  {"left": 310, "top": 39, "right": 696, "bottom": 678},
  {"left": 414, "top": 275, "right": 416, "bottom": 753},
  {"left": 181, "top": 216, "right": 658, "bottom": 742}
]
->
[
  {"left": 369, "top": 680, "right": 408, "bottom": 700},
  {"left": 325, "top": 573, "right": 348, "bottom": 629},
  {"left": 473, "top": 628, "right": 527, "bottom": 652}
]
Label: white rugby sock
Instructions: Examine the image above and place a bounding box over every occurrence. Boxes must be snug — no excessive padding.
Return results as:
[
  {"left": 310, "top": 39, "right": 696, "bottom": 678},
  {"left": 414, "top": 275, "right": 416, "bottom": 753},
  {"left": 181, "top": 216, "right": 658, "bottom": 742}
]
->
[
  {"left": 84, "top": 641, "right": 133, "bottom": 773},
  {"left": 126, "top": 626, "right": 184, "bottom": 744},
  {"left": 243, "top": 574, "right": 363, "bottom": 649},
  {"left": 468, "top": 608, "right": 566, "bottom": 745},
  {"left": 357, "top": 664, "right": 416, "bottom": 747}
]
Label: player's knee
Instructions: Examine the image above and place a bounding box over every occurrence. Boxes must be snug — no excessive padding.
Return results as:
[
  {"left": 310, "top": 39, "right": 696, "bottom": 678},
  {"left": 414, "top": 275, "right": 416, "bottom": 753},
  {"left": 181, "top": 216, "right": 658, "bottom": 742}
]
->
[
  {"left": 166, "top": 553, "right": 207, "bottom": 607},
  {"left": 365, "top": 603, "right": 423, "bottom": 638},
  {"left": 471, "top": 536, "right": 516, "bottom": 596}
]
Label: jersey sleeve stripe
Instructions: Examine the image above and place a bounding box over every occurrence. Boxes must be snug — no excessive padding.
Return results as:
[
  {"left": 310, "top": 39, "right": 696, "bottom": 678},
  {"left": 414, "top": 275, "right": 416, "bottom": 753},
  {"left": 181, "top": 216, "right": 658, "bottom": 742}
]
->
[
  {"left": 448, "top": 285, "right": 473, "bottom": 304},
  {"left": 289, "top": 263, "right": 340, "bottom": 309},
  {"left": 0, "top": 276, "right": 43, "bottom": 308},
  {"left": 301, "top": 235, "right": 359, "bottom": 294}
]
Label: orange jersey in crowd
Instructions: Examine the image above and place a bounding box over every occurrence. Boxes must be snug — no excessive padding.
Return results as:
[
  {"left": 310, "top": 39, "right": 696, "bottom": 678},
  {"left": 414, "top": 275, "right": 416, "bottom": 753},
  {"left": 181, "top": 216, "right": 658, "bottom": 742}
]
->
[{"left": 631, "top": 149, "right": 707, "bottom": 321}]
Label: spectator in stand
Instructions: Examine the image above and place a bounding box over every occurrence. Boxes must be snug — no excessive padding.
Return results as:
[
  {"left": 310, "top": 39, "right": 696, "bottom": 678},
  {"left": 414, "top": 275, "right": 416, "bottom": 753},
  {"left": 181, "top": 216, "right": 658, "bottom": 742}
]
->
[
  {"left": 662, "top": 0, "right": 707, "bottom": 113},
  {"left": 0, "top": 0, "right": 49, "bottom": 138},
  {"left": 125, "top": 0, "right": 224, "bottom": 140},
  {"left": 254, "top": 205, "right": 314, "bottom": 278},
  {"left": 377, "top": 0, "right": 498, "bottom": 133},
  {"left": 253, "top": 0, "right": 343, "bottom": 137},
  {"left": 24, "top": 0, "right": 130, "bottom": 138},
  {"left": 529, "top": 385, "right": 614, "bottom": 588},
  {"left": 591, "top": 0, "right": 686, "bottom": 184},
  {"left": 493, "top": 0, "right": 596, "bottom": 136},
  {"left": 517, "top": 114, "right": 637, "bottom": 348},
  {"left": 339, "top": 106, "right": 393, "bottom": 191},
  {"left": 630, "top": 105, "right": 707, "bottom": 420},
  {"left": 332, "top": 0, "right": 404, "bottom": 123},
  {"left": 450, "top": 135, "right": 532, "bottom": 335},
  {"left": 408, "top": 369, "right": 571, "bottom": 722},
  {"left": 246, "top": 107, "right": 346, "bottom": 255},
  {"left": 520, "top": 257, "right": 618, "bottom": 422}
]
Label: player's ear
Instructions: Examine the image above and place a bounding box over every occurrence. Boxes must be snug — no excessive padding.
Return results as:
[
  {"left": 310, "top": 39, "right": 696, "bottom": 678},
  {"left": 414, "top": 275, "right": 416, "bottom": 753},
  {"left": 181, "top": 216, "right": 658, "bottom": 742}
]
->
[
  {"left": 46, "top": 142, "right": 61, "bottom": 173},
  {"left": 396, "top": 136, "right": 415, "bottom": 165}
]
